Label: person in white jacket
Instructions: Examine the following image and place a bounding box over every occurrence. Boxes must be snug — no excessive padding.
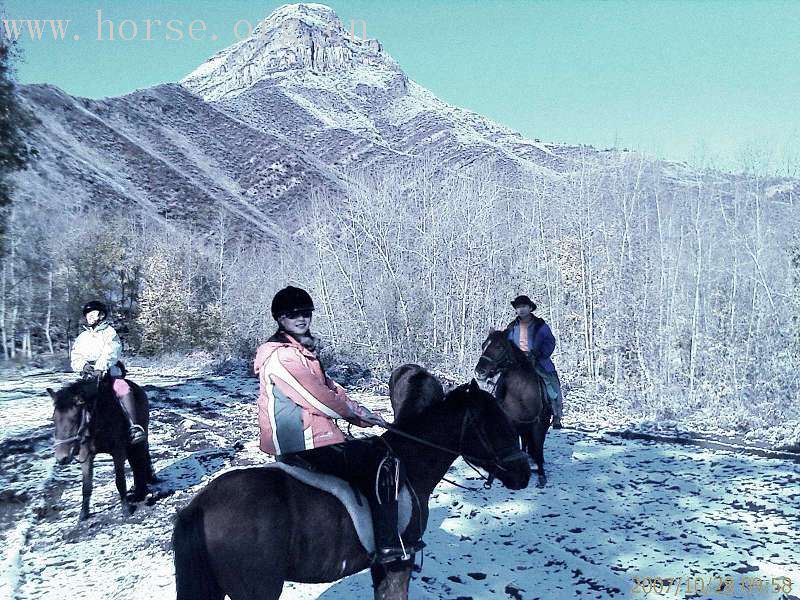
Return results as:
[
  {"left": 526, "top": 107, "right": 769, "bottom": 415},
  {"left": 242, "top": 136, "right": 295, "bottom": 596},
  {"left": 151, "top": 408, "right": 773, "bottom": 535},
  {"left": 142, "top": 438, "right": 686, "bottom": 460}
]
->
[{"left": 71, "top": 300, "right": 146, "bottom": 444}]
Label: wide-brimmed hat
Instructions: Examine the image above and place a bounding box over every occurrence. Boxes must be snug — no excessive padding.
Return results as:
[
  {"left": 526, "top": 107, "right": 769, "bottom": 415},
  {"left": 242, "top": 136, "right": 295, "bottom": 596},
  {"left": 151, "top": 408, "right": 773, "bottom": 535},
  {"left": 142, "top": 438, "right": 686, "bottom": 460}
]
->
[{"left": 510, "top": 295, "right": 537, "bottom": 310}]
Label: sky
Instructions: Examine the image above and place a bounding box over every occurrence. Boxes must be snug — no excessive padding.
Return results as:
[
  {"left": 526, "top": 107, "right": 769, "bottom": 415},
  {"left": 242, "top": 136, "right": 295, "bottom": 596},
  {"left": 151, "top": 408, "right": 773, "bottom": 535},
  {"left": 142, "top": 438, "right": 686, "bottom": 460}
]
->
[{"left": 2, "top": 0, "right": 799, "bottom": 171}]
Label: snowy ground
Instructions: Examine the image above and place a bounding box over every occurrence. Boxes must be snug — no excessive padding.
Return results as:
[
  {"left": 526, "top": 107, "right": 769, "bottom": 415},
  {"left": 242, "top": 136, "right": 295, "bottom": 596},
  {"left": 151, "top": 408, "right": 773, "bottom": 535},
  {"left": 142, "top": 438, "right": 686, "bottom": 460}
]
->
[{"left": 1, "top": 366, "right": 799, "bottom": 600}]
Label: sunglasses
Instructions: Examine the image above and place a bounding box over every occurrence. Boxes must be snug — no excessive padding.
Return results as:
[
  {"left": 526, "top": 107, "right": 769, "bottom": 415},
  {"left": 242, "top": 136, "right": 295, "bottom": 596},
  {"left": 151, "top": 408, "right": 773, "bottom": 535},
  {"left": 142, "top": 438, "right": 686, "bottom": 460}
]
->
[{"left": 282, "top": 309, "right": 313, "bottom": 319}]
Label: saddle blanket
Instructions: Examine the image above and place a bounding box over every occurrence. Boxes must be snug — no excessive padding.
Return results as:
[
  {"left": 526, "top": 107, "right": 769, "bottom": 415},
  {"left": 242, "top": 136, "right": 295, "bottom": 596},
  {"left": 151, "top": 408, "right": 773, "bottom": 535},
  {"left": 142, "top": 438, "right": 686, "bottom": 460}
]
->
[{"left": 264, "top": 462, "right": 413, "bottom": 554}]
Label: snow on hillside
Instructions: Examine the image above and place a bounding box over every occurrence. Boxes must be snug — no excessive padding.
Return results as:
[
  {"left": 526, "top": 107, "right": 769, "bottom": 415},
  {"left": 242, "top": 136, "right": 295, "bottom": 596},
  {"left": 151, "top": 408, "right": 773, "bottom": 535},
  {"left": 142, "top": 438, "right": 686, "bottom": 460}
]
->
[
  {"left": 1, "top": 365, "right": 798, "bottom": 600},
  {"left": 15, "top": 2, "right": 766, "bottom": 247},
  {"left": 182, "top": 2, "right": 581, "bottom": 179},
  {"left": 181, "top": 3, "right": 399, "bottom": 103}
]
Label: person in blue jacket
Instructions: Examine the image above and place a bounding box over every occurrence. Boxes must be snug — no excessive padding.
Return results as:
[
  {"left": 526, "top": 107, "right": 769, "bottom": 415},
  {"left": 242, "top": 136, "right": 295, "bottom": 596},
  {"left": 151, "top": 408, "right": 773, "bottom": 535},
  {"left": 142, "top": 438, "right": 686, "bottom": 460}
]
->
[{"left": 505, "top": 295, "right": 564, "bottom": 428}]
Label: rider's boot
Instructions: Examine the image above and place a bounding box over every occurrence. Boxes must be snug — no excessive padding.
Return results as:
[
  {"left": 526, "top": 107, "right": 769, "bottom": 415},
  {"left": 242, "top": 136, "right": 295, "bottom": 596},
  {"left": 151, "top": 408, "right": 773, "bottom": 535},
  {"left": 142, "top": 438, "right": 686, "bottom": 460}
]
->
[
  {"left": 117, "top": 390, "right": 146, "bottom": 445},
  {"left": 372, "top": 454, "right": 424, "bottom": 564}
]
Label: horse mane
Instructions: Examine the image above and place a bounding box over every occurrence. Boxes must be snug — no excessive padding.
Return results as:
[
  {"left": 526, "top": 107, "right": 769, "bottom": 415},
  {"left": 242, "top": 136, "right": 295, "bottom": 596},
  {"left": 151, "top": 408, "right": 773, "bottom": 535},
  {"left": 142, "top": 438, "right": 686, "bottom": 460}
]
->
[
  {"left": 53, "top": 378, "right": 105, "bottom": 410},
  {"left": 390, "top": 365, "right": 445, "bottom": 427}
]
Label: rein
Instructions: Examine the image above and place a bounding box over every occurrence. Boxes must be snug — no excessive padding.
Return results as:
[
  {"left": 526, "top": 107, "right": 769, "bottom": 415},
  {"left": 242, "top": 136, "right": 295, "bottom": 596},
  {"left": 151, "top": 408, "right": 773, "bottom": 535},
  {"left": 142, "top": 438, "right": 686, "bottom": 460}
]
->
[
  {"left": 53, "top": 404, "right": 90, "bottom": 447},
  {"left": 381, "top": 405, "right": 525, "bottom": 490}
]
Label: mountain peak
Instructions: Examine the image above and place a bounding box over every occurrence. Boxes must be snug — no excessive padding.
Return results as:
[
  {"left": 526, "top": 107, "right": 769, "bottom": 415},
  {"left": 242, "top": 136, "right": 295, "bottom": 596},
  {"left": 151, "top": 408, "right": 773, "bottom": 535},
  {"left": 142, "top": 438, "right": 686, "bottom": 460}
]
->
[
  {"left": 267, "top": 3, "right": 340, "bottom": 29},
  {"left": 181, "top": 3, "right": 392, "bottom": 101}
]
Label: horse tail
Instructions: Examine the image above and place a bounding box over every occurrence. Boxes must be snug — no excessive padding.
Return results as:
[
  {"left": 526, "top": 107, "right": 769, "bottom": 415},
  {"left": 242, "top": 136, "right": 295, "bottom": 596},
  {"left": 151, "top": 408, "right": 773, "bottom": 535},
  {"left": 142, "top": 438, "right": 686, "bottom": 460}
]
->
[{"left": 173, "top": 503, "right": 222, "bottom": 600}]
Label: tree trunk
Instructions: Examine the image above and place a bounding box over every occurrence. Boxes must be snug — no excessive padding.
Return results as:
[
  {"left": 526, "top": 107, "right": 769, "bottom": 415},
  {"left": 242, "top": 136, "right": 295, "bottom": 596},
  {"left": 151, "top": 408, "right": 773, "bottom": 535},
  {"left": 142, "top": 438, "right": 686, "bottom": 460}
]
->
[
  {"left": 1, "top": 260, "right": 8, "bottom": 360},
  {"left": 44, "top": 267, "right": 54, "bottom": 355}
]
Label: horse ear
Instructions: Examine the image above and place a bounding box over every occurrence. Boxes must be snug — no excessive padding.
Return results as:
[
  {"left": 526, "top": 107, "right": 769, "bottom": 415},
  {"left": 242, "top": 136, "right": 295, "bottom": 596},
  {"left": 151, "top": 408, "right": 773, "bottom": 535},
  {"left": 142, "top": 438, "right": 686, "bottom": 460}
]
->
[
  {"left": 469, "top": 378, "right": 479, "bottom": 393},
  {"left": 488, "top": 326, "right": 496, "bottom": 334},
  {"left": 46, "top": 388, "right": 56, "bottom": 402}
]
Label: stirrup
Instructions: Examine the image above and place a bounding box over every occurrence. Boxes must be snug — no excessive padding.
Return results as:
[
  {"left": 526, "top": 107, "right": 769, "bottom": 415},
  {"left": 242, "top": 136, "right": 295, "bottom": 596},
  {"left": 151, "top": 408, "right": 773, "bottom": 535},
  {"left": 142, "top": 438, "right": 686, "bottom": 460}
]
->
[
  {"left": 374, "top": 540, "right": 425, "bottom": 565},
  {"left": 128, "top": 424, "right": 146, "bottom": 445},
  {"left": 375, "top": 547, "right": 413, "bottom": 565}
]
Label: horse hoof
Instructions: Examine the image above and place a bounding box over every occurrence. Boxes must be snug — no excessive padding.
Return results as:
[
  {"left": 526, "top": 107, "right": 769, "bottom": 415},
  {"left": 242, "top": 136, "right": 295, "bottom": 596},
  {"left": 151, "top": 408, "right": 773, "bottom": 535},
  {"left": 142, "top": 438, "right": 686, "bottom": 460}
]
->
[
  {"left": 127, "top": 487, "right": 148, "bottom": 502},
  {"left": 536, "top": 476, "right": 547, "bottom": 488}
]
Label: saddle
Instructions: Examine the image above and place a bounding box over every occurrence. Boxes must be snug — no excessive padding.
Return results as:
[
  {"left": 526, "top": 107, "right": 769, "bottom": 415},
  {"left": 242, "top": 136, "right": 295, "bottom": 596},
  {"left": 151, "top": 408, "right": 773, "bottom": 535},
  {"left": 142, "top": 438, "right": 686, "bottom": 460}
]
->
[
  {"left": 525, "top": 356, "right": 555, "bottom": 407},
  {"left": 264, "top": 462, "right": 413, "bottom": 554}
]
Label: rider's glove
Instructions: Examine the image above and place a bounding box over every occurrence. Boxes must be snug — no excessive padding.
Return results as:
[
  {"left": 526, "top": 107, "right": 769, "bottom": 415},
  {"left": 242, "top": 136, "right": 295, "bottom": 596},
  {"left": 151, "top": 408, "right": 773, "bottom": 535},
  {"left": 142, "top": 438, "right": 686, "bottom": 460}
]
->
[{"left": 361, "top": 410, "right": 388, "bottom": 428}]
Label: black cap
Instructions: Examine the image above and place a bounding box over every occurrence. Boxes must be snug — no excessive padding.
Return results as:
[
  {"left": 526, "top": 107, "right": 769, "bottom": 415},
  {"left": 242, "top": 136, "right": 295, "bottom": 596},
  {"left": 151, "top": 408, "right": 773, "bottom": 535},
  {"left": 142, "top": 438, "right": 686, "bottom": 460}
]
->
[
  {"left": 511, "top": 295, "right": 537, "bottom": 311},
  {"left": 271, "top": 286, "right": 315, "bottom": 320},
  {"left": 82, "top": 300, "right": 108, "bottom": 316}
]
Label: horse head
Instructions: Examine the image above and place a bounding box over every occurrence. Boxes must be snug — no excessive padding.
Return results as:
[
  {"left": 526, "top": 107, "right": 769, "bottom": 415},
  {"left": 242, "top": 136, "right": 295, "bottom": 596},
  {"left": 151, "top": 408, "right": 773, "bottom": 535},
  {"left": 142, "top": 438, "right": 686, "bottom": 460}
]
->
[
  {"left": 450, "top": 379, "right": 530, "bottom": 490},
  {"left": 475, "top": 329, "right": 522, "bottom": 381},
  {"left": 49, "top": 379, "right": 97, "bottom": 464}
]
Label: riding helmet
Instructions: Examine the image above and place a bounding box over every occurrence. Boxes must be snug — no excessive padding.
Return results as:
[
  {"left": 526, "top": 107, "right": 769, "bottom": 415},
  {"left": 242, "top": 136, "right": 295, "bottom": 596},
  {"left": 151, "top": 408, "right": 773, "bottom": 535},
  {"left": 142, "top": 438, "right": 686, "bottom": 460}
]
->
[
  {"left": 510, "top": 295, "right": 537, "bottom": 311},
  {"left": 271, "top": 286, "right": 315, "bottom": 320},
  {"left": 82, "top": 300, "right": 108, "bottom": 317}
]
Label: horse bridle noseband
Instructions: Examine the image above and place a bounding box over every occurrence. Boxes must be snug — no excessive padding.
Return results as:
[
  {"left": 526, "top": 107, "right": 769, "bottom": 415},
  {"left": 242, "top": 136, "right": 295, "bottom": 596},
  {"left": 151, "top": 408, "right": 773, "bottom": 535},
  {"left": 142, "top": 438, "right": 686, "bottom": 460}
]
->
[{"left": 53, "top": 397, "right": 95, "bottom": 462}]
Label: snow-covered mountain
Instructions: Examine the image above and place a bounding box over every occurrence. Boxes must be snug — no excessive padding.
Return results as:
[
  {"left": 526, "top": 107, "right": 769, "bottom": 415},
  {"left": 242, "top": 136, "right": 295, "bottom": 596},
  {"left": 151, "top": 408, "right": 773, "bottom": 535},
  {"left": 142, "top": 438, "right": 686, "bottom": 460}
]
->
[
  {"left": 13, "top": 3, "right": 796, "bottom": 242},
  {"left": 181, "top": 3, "right": 582, "bottom": 178}
]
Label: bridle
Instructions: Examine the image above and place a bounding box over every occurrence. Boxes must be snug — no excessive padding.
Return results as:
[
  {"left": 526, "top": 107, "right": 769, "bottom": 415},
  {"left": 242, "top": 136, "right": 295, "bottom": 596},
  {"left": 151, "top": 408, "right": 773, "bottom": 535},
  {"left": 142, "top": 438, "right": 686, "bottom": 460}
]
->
[
  {"left": 476, "top": 335, "right": 516, "bottom": 380},
  {"left": 457, "top": 403, "right": 527, "bottom": 488},
  {"left": 383, "top": 399, "right": 527, "bottom": 490},
  {"left": 53, "top": 395, "right": 95, "bottom": 463}
]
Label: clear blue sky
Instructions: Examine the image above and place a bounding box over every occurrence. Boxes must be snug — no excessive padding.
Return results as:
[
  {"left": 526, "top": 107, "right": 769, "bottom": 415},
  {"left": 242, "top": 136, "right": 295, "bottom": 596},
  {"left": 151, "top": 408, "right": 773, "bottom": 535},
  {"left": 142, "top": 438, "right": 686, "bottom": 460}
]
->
[{"left": 3, "top": 0, "right": 799, "bottom": 170}]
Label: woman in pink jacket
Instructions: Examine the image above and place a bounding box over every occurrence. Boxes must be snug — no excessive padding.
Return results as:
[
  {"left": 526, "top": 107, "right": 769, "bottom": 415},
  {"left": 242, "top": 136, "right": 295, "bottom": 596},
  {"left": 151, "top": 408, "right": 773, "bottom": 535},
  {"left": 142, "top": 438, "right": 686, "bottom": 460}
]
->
[{"left": 254, "top": 286, "right": 422, "bottom": 564}]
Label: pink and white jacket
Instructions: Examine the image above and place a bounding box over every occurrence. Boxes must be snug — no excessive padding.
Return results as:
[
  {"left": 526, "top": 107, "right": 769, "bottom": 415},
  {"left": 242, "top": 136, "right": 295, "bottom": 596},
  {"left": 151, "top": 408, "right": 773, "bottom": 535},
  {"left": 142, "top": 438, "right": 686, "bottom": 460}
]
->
[{"left": 254, "top": 334, "right": 372, "bottom": 455}]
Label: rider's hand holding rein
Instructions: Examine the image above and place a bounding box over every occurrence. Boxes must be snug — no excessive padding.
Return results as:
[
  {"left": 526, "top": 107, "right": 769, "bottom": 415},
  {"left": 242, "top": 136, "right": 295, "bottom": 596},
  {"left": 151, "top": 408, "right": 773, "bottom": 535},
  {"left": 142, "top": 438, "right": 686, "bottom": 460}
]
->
[{"left": 360, "top": 411, "right": 388, "bottom": 428}]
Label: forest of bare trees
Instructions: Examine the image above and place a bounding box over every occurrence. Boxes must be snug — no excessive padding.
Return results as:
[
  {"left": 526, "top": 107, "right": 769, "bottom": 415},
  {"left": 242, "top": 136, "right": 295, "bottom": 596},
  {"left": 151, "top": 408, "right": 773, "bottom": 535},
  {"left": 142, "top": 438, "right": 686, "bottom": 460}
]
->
[{"left": 1, "top": 147, "right": 798, "bottom": 430}]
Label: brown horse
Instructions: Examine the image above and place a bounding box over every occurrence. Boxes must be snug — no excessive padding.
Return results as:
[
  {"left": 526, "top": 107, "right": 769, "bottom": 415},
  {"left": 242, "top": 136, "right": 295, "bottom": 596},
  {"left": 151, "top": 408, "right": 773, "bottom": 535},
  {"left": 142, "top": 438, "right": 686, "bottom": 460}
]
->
[
  {"left": 49, "top": 376, "right": 155, "bottom": 521},
  {"left": 172, "top": 379, "right": 530, "bottom": 600},
  {"left": 475, "top": 329, "right": 552, "bottom": 487}
]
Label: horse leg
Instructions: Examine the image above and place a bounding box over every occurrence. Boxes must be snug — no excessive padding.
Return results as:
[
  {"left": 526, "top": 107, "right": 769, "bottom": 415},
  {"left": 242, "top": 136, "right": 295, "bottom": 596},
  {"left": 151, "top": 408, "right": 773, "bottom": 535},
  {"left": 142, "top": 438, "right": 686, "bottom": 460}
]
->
[
  {"left": 112, "top": 449, "right": 133, "bottom": 516},
  {"left": 79, "top": 453, "right": 95, "bottom": 522},
  {"left": 530, "top": 423, "right": 547, "bottom": 488},
  {"left": 145, "top": 441, "right": 158, "bottom": 483},
  {"left": 173, "top": 504, "right": 227, "bottom": 600},
  {"left": 371, "top": 561, "right": 413, "bottom": 600},
  {"left": 520, "top": 429, "right": 533, "bottom": 462},
  {"left": 128, "top": 446, "right": 149, "bottom": 502}
]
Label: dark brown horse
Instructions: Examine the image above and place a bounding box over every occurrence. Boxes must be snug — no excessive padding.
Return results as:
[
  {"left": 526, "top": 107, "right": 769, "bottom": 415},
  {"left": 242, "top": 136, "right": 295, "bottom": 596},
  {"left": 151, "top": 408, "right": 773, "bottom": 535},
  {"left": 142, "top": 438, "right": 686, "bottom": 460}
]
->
[
  {"left": 475, "top": 329, "right": 552, "bottom": 487},
  {"left": 388, "top": 363, "right": 445, "bottom": 425},
  {"left": 172, "top": 379, "right": 530, "bottom": 600},
  {"left": 49, "top": 377, "right": 154, "bottom": 521}
]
